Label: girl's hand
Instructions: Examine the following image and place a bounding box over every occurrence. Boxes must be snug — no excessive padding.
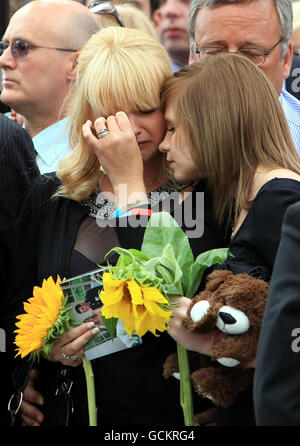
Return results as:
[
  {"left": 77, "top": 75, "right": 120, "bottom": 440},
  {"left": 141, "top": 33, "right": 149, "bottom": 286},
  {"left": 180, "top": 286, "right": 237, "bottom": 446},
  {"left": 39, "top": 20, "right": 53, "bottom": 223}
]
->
[{"left": 168, "top": 297, "right": 215, "bottom": 356}]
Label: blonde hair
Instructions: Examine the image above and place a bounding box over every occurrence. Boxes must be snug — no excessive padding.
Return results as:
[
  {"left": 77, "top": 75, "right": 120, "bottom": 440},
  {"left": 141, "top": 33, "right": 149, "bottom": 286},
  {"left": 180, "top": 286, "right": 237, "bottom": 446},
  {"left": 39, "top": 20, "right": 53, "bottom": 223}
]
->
[
  {"left": 57, "top": 27, "right": 172, "bottom": 201},
  {"left": 92, "top": 4, "right": 158, "bottom": 40},
  {"left": 161, "top": 53, "right": 300, "bottom": 225}
]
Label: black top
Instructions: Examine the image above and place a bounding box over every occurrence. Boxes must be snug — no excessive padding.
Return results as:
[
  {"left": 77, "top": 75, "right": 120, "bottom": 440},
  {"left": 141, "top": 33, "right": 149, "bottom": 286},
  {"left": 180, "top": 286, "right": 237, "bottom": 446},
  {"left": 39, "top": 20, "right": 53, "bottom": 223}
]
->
[
  {"left": 254, "top": 200, "right": 300, "bottom": 425},
  {"left": 0, "top": 114, "right": 38, "bottom": 426},
  {"left": 229, "top": 178, "right": 300, "bottom": 276},
  {"left": 217, "top": 178, "right": 300, "bottom": 426},
  {"left": 0, "top": 114, "right": 39, "bottom": 246},
  {"left": 3, "top": 175, "right": 229, "bottom": 426}
]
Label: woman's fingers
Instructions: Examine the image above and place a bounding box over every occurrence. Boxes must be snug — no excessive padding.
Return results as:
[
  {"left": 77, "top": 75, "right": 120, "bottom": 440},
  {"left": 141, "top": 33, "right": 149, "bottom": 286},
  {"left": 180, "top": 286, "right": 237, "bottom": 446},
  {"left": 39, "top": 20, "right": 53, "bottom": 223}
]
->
[
  {"left": 114, "top": 111, "right": 133, "bottom": 134},
  {"left": 51, "top": 322, "right": 100, "bottom": 366},
  {"left": 94, "top": 116, "right": 109, "bottom": 136},
  {"left": 82, "top": 120, "right": 97, "bottom": 143},
  {"left": 60, "top": 321, "right": 97, "bottom": 344}
]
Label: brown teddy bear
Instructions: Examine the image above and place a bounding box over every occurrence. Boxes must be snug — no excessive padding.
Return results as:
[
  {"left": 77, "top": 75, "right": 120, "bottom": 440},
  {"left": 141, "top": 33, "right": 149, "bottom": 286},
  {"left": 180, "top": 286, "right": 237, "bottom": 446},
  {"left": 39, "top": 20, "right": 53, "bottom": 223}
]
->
[{"left": 163, "top": 269, "right": 269, "bottom": 408}]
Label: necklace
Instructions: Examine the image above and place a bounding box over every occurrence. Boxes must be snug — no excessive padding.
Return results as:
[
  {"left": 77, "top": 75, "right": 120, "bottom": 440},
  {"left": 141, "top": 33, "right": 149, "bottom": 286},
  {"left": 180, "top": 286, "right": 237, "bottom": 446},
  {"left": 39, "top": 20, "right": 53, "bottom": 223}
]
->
[{"left": 81, "top": 185, "right": 173, "bottom": 220}]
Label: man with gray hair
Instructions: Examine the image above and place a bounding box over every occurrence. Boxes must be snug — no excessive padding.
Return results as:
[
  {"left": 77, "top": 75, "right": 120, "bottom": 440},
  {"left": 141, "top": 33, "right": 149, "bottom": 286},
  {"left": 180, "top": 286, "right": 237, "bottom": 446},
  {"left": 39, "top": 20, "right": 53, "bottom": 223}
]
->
[
  {"left": 0, "top": 0, "right": 99, "bottom": 173},
  {"left": 188, "top": 0, "right": 300, "bottom": 154}
]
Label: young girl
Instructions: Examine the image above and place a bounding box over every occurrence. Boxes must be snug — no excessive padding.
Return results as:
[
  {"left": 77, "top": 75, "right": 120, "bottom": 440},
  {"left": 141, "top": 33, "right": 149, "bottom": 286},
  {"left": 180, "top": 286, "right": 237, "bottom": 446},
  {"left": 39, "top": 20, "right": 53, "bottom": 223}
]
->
[
  {"left": 158, "top": 53, "right": 300, "bottom": 425},
  {"left": 87, "top": 52, "right": 300, "bottom": 425}
]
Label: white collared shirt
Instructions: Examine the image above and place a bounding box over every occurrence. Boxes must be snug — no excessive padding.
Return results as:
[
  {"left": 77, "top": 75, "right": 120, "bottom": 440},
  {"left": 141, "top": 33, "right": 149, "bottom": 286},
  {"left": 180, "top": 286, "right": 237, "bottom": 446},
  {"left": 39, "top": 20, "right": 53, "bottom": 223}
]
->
[
  {"left": 33, "top": 117, "right": 70, "bottom": 174},
  {"left": 280, "top": 89, "right": 300, "bottom": 154}
]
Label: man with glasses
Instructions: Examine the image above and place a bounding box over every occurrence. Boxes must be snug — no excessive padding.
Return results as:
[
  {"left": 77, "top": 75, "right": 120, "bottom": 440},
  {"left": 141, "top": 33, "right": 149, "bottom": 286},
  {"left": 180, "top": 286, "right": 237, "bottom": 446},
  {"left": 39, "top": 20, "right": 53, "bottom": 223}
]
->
[
  {"left": 189, "top": 0, "right": 300, "bottom": 154},
  {"left": 0, "top": 0, "right": 99, "bottom": 174}
]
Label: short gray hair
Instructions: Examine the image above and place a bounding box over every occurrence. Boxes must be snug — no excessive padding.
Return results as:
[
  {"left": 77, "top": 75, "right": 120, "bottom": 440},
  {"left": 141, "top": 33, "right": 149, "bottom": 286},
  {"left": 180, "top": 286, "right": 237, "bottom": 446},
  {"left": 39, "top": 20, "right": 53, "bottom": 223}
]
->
[{"left": 189, "top": 0, "right": 293, "bottom": 58}]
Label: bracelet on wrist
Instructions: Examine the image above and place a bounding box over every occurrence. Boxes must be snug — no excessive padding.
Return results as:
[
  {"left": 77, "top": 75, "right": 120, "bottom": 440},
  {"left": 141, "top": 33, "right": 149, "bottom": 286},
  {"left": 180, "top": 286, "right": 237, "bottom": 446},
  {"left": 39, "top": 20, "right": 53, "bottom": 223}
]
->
[
  {"left": 113, "top": 198, "right": 150, "bottom": 218},
  {"left": 114, "top": 207, "right": 154, "bottom": 218}
]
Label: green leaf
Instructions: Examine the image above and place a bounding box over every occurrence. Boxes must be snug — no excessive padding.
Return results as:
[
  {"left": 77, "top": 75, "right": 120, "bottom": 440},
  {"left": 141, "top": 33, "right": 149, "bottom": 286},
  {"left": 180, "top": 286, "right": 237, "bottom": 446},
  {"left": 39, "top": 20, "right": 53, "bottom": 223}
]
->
[
  {"left": 102, "top": 314, "right": 118, "bottom": 340},
  {"left": 155, "top": 244, "right": 183, "bottom": 284},
  {"left": 161, "top": 282, "right": 183, "bottom": 296},
  {"left": 142, "top": 212, "right": 194, "bottom": 277},
  {"left": 127, "top": 249, "right": 150, "bottom": 262},
  {"left": 185, "top": 248, "right": 230, "bottom": 298}
]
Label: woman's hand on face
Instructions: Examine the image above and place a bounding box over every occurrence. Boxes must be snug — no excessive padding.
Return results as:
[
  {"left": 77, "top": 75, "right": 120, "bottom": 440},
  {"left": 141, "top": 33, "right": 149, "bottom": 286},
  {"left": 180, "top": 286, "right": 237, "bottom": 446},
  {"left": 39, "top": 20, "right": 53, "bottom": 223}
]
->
[
  {"left": 49, "top": 322, "right": 100, "bottom": 367},
  {"left": 168, "top": 297, "right": 214, "bottom": 357},
  {"left": 82, "top": 111, "right": 146, "bottom": 195}
]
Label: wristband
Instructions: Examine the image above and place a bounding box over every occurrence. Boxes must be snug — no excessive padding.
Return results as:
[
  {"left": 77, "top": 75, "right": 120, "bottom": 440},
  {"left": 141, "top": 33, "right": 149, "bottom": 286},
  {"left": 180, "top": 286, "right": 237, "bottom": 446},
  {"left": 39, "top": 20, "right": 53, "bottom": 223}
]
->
[
  {"left": 114, "top": 208, "right": 154, "bottom": 218},
  {"left": 113, "top": 199, "right": 150, "bottom": 218}
]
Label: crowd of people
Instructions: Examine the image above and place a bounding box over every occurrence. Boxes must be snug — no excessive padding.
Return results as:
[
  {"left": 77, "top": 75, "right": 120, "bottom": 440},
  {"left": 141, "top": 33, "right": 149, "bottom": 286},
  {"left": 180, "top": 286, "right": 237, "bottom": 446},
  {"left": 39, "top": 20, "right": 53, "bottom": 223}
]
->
[{"left": 1, "top": 0, "right": 300, "bottom": 428}]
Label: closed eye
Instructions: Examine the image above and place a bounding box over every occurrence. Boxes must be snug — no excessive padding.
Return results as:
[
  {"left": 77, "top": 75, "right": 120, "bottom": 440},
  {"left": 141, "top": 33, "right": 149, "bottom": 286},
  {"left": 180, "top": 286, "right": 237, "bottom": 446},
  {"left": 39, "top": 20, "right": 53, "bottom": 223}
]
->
[{"left": 141, "top": 109, "right": 156, "bottom": 114}]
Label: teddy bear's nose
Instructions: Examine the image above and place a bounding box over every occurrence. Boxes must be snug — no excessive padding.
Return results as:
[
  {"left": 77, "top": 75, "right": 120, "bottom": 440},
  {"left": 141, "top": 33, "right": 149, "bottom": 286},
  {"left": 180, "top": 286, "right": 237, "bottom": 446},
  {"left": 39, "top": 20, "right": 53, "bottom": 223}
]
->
[{"left": 218, "top": 311, "right": 237, "bottom": 325}]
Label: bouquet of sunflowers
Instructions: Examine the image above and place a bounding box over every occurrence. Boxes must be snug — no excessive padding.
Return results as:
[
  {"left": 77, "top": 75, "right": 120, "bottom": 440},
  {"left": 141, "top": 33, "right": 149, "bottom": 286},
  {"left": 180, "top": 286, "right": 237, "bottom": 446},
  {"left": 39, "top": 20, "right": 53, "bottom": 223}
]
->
[{"left": 14, "top": 212, "right": 229, "bottom": 426}]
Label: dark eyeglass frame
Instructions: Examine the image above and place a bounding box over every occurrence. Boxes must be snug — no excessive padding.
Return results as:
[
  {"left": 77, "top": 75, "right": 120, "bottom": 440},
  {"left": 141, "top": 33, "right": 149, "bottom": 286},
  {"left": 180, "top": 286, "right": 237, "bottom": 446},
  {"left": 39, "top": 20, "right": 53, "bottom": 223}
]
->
[
  {"left": 0, "top": 39, "right": 78, "bottom": 59},
  {"left": 195, "top": 37, "right": 283, "bottom": 67},
  {"left": 88, "top": 1, "right": 125, "bottom": 27}
]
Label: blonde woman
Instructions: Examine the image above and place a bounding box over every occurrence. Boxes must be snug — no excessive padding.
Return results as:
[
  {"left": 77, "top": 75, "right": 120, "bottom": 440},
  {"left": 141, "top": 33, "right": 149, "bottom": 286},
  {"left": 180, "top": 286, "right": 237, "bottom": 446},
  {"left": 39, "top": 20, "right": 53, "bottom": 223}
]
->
[{"left": 5, "top": 27, "right": 228, "bottom": 426}]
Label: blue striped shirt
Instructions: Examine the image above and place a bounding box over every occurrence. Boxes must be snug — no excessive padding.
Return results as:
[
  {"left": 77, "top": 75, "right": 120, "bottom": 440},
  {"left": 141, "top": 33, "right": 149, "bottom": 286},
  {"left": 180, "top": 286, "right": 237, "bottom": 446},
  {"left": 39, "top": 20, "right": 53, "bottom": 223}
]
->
[{"left": 280, "top": 89, "right": 300, "bottom": 154}]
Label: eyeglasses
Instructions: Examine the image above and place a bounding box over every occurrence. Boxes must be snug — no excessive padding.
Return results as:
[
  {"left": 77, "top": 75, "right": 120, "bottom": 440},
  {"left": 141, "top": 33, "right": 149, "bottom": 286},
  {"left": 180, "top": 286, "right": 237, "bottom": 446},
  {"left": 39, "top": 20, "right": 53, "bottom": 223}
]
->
[
  {"left": 88, "top": 1, "right": 125, "bottom": 27},
  {"left": 195, "top": 38, "right": 283, "bottom": 67},
  {"left": 0, "top": 39, "right": 78, "bottom": 59}
]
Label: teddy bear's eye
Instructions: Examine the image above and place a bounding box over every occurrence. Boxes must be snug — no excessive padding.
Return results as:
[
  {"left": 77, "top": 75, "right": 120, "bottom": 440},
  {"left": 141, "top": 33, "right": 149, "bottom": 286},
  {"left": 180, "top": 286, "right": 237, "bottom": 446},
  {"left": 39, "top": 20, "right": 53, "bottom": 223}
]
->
[{"left": 216, "top": 305, "right": 250, "bottom": 335}]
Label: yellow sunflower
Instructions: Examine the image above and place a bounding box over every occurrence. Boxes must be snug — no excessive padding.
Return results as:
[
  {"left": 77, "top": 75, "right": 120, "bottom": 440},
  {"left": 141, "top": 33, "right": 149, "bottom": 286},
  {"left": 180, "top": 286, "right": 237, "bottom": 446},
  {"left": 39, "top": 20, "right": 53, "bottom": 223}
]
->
[
  {"left": 100, "top": 272, "right": 173, "bottom": 337},
  {"left": 14, "top": 275, "right": 69, "bottom": 359}
]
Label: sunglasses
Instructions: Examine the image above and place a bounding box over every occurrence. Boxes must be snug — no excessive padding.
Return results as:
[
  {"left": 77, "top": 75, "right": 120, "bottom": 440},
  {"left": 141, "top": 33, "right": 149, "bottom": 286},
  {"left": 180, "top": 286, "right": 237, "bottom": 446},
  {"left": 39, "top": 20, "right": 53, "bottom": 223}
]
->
[
  {"left": 88, "top": 1, "right": 125, "bottom": 27},
  {"left": 0, "top": 39, "right": 78, "bottom": 59}
]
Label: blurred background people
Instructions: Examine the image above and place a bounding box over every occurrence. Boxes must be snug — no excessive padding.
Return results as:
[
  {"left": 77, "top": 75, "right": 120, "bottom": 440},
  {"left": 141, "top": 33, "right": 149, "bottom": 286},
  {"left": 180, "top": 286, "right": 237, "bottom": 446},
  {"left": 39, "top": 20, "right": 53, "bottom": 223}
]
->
[
  {"left": 292, "top": 0, "right": 300, "bottom": 54},
  {"left": 153, "top": 0, "right": 191, "bottom": 71},
  {"left": 85, "top": 0, "right": 160, "bottom": 20},
  {"left": 0, "top": 0, "right": 99, "bottom": 173},
  {"left": 88, "top": 1, "right": 158, "bottom": 39}
]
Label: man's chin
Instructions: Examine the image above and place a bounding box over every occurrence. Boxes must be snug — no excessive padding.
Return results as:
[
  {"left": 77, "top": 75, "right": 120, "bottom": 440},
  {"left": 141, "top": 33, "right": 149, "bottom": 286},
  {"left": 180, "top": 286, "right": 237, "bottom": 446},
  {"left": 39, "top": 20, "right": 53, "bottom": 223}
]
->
[
  {"left": 167, "top": 47, "right": 190, "bottom": 66},
  {"left": 0, "top": 92, "right": 23, "bottom": 112}
]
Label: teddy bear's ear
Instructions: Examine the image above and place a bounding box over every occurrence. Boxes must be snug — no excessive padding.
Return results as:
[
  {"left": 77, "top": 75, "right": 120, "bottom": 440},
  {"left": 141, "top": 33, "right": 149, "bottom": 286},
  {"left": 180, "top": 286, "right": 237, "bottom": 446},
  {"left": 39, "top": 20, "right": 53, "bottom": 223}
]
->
[{"left": 205, "top": 270, "right": 233, "bottom": 292}]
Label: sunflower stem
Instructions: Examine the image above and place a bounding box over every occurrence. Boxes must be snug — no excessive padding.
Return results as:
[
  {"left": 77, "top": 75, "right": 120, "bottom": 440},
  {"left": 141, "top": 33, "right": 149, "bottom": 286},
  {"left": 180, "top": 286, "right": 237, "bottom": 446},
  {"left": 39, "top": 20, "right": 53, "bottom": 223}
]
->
[
  {"left": 177, "top": 343, "right": 196, "bottom": 426},
  {"left": 82, "top": 356, "right": 97, "bottom": 426}
]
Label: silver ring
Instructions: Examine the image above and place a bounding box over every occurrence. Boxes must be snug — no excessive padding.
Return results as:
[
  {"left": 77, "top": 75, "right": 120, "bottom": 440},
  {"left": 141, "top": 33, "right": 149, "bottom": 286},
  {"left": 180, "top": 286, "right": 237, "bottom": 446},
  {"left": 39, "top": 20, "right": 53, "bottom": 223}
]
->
[
  {"left": 61, "top": 346, "right": 81, "bottom": 362},
  {"left": 97, "top": 128, "right": 109, "bottom": 139}
]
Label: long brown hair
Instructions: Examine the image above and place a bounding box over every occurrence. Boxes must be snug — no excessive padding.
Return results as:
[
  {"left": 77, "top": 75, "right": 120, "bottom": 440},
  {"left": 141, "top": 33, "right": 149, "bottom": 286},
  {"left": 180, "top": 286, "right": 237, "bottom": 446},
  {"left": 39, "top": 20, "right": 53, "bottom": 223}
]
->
[{"left": 161, "top": 53, "right": 300, "bottom": 224}]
